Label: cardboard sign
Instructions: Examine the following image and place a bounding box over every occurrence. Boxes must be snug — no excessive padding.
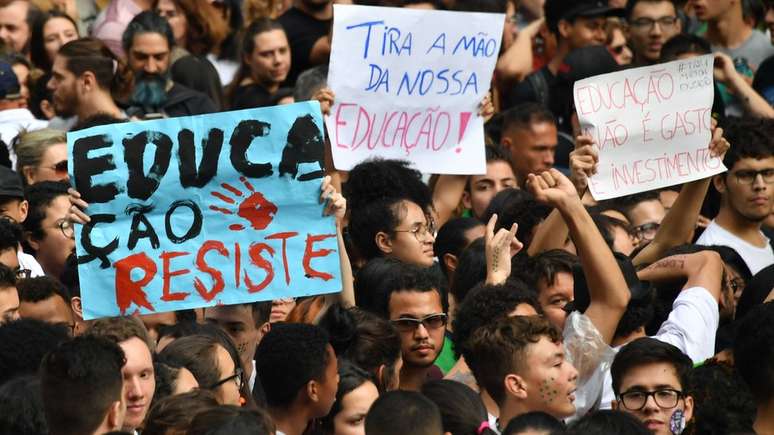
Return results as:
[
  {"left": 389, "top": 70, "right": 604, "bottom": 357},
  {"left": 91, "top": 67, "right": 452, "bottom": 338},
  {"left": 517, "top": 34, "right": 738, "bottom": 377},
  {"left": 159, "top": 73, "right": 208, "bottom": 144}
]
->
[
  {"left": 68, "top": 102, "right": 341, "bottom": 319},
  {"left": 326, "top": 4, "right": 503, "bottom": 174},
  {"left": 574, "top": 54, "right": 726, "bottom": 200}
]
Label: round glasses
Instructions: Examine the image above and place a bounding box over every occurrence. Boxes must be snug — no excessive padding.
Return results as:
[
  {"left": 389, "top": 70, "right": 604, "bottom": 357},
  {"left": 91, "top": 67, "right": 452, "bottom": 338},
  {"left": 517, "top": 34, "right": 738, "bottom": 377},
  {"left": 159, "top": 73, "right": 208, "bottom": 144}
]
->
[
  {"left": 618, "top": 388, "right": 683, "bottom": 411},
  {"left": 394, "top": 222, "right": 436, "bottom": 242},
  {"left": 59, "top": 220, "right": 75, "bottom": 239}
]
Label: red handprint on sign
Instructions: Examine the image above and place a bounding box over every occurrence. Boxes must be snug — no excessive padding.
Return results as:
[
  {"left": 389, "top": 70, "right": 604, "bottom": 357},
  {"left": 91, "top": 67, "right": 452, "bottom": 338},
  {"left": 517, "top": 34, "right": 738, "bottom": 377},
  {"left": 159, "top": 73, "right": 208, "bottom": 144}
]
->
[{"left": 209, "top": 177, "right": 278, "bottom": 231}]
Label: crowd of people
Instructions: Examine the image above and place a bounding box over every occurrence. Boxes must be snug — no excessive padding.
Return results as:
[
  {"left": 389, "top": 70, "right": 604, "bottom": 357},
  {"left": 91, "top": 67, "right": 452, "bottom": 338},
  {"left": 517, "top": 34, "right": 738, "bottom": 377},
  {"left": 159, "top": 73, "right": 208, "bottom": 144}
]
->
[{"left": 1, "top": 0, "right": 774, "bottom": 434}]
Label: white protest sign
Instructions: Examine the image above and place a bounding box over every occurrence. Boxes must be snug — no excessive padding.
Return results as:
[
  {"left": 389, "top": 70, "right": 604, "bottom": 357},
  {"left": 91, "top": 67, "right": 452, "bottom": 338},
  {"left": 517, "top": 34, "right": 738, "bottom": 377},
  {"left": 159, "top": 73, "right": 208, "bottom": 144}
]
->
[
  {"left": 326, "top": 5, "right": 503, "bottom": 174},
  {"left": 574, "top": 54, "right": 726, "bottom": 200}
]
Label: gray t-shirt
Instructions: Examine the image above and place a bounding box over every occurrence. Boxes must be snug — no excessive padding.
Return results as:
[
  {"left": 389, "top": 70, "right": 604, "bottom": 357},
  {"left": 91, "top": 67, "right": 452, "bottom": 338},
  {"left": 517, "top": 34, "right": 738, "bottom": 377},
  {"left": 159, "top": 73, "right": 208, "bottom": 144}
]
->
[{"left": 712, "top": 29, "right": 774, "bottom": 72}]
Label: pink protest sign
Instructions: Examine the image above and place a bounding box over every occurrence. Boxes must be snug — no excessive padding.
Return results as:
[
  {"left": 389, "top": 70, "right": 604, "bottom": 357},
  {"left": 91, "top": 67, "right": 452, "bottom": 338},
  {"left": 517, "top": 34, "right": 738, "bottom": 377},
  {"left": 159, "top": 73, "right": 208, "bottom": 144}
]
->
[
  {"left": 326, "top": 5, "right": 503, "bottom": 174},
  {"left": 574, "top": 54, "right": 726, "bottom": 200}
]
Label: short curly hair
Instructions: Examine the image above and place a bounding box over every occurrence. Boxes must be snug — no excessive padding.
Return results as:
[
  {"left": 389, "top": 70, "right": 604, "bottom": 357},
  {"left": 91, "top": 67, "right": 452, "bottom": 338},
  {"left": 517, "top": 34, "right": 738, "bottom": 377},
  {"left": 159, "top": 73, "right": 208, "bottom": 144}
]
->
[
  {"left": 688, "top": 360, "right": 755, "bottom": 435},
  {"left": 452, "top": 280, "right": 541, "bottom": 362},
  {"left": 0, "top": 318, "right": 69, "bottom": 385},
  {"left": 255, "top": 323, "right": 332, "bottom": 408}
]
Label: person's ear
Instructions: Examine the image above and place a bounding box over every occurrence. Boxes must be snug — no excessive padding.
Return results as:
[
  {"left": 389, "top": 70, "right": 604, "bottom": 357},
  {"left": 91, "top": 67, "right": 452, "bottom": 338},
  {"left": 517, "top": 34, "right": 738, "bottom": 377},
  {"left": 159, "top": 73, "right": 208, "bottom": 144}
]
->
[
  {"left": 461, "top": 190, "right": 472, "bottom": 209},
  {"left": 70, "top": 296, "right": 83, "bottom": 320},
  {"left": 307, "top": 379, "right": 320, "bottom": 403},
  {"left": 375, "top": 231, "right": 393, "bottom": 254},
  {"left": 443, "top": 253, "right": 458, "bottom": 275},
  {"left": 504, "top": 373, "right": 527, "bottom": 400},
  {"left": 683, "top": 395, "right": 694, "bottom": 423},
  {"left": 107, "top": 400, "right": 124, "bottom": 431},
  {"left": 557, "top": 19, "right": 573, "bottom": 40},
  {"left": 611, "top": 399, "right": 619, "bottom": 410},
  {"left": 17, "top": 200, "right": 28, "bottom": 222},
  {"left": 21, "top": 166, "right": 35, "bottom": 185},
  {"left": 25, "top": 231, "right": 40, "bottom": 252},
  {"left": 376, "top": 364, "right": 386, "bottom": 388},
  {"left": 712, "top": 174, "right": 727, "bottom": 194},
  {"left": 79, "top": 71, "right": 96, "bottom": 93},
  {"left": 257, "top": 321, "right": 271, "bottom": 342}
]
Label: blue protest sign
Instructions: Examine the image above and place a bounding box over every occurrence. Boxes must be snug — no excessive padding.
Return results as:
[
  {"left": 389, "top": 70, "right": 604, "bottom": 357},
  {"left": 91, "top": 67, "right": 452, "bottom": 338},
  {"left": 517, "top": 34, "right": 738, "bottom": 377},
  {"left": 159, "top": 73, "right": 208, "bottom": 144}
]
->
[{"left": 67, "top": 102, "right": 341, "bottom": 320}]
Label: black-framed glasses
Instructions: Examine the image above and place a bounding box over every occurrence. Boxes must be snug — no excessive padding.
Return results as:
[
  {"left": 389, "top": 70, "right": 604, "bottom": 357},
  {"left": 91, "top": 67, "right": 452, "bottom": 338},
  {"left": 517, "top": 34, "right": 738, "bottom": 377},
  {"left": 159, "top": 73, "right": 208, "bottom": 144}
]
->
[
  {"left": 629, "top": 16, "right": 679, "bottom": 31},
  {"left": 618, "top": 388, "right": 683, "bottom": 411},
  {"left": 391, "top": 313, "right": 447, "bottom": 332},
  {"left": 394, "top": 222, "right": 436, "bottom": 242},
  {"left": 208, "top": 367, "right": 244, "bottom": 390},
  {"left": 58, "top": 220, "right": 74, "bottom": 239},
  {"left": 732, "top": 169, "right": 774, "bottom": 185}
]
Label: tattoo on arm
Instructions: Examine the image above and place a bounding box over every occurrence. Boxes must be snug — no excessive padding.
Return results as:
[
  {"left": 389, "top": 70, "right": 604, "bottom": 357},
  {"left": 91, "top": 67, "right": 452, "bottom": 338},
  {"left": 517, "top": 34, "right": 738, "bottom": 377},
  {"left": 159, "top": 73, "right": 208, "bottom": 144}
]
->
[{"left": 649, "top": 258, "right": 685, "bottom": 270}]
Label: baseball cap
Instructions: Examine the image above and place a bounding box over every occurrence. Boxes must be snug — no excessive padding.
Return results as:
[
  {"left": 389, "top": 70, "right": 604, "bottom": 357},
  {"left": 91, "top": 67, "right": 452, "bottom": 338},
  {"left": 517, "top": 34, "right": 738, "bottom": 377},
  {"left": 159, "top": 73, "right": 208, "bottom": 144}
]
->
[
  {"left": 0, "top": 60, "right": 21, "bottom": 101},
  {"left": 0, "top": 166, "right": 24, "bottom": 199},
  {"left": 545, "top": 0, "right": 625, "bottom": 31}
]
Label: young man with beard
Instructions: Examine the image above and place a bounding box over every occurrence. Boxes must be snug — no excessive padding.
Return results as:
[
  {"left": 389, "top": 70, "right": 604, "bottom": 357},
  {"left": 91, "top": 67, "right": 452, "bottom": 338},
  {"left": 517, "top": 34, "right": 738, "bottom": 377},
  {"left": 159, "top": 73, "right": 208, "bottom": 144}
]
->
[
  {"left": 47, "top": 38, "right": 127, "bottom": 128},
  {"left": 365, "top": 262, "right": 447, "bottom": 391},
  {"left": 88, "top": 316, "right": 156, "bottom": 434},
  {"left": 122, "top": 11, "right": 216, "bottom": 119},
  {"left": 625, "top": 0, "right": 682, "bottom": 67},
  {"left": 697, "top": 117, "right": 774, "bottom": 274}
]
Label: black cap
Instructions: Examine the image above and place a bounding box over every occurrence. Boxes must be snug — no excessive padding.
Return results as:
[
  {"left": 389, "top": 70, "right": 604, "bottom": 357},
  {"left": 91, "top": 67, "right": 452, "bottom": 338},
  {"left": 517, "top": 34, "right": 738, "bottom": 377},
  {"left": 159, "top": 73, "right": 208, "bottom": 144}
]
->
[
  {"left": 565, "top": 252, "right": 651, "bottom": 314},
  {"left": 0, "top": 60, "right": 21, "bottom": 100},
  {"left": 545, "top": 0, "right": 625, "bottom": 32},
  {"left": 0, "top": 166, "right": 24, "bottom": 199}
]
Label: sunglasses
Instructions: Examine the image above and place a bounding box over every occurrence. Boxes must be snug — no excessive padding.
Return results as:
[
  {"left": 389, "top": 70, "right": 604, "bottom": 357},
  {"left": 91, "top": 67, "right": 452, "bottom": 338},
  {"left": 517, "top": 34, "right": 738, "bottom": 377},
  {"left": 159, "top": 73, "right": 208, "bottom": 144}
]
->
[
  {"left": 609, "top": 45, "right": 627, "bottom": 55},
  {"left": 42, "top": 160, "right": 68, "bottom": 175},
  {"left": 391, "top": 313, "right": 447, "bottom": 332}
]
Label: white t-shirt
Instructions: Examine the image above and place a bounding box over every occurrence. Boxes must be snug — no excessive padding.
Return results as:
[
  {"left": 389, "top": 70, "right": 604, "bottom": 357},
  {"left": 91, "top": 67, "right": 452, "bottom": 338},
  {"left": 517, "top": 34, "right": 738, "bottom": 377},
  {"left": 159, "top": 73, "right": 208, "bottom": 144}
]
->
[
  {"left": 696, "top": 220, "right": 774, "bottom": 274},
  {"left": 17, "top": 252, "right": 45, "bottom": 278},
  {"left": 597, "top": 286, "right": 719, "bottom": 410}
]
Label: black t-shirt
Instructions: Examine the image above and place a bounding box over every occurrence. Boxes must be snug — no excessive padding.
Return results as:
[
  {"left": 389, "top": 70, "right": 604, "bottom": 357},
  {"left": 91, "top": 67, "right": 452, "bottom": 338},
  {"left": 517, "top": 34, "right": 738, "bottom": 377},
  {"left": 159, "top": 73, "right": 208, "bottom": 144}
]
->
[
  {"left": 163, "top": 83, "right": 218, "bottom": 117},
  {"left": 230, "top": 83, "right": 273, "bottom": 110},
  {"left": 278, "top": 7, "right": 331, "bottom": 86}
]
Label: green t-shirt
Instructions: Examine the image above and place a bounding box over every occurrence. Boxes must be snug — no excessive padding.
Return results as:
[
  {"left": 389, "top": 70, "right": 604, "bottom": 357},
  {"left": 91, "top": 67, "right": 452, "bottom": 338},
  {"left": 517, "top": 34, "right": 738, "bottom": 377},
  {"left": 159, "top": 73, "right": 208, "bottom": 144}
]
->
[{"left": 434, "top": 333, "right": 458, "bottom": 374}]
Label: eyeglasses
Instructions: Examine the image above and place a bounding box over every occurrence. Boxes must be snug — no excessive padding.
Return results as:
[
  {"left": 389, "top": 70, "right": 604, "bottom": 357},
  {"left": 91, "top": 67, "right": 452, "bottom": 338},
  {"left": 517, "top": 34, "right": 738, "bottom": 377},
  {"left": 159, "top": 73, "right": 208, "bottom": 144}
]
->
[
  {"left": 732, "top": 169, "right": 774, "bottom": 185},
  {"left": 618, "top": 388, "right": 683, "bottom": 411},
  {"left": 58, "top": 220, "right": 75, "bottom": 239},
  {"left": 209, "top": 367, "right": 244, "bottom": 390},
  {"left": 391, "top": 313, "right": 447, "bottom": 332},
  {"left": 15, "top": 268, "right": 31, "bottom": 280},
  {"left": 42, "top": 160, "right": 68, "bottom": 175},
  {"left": 629, "top": 16, "right": 679, "bottom": 31},
  {"left": 632, "top": 222, "right": 660, "bottom": 241},
  {"left": 394, "top": 222, "right": 436, "bottom": 242}
]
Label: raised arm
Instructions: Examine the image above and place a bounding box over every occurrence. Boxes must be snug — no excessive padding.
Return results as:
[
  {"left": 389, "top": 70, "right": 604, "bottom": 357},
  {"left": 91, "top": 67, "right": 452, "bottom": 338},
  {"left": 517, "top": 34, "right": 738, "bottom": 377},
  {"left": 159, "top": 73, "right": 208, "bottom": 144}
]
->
[
  {"left": 321, "top": 175, "right": 355, "bottom": 307},
  {"left": 528, "top": 135, "right": 596, "bottom": 256},
  {"left": 528, "top": 169, "right": 630, "bottom": 344},
  {"left": 714, "top": 53, "right": 774, "bottom": 119},
  {"left": 495, "top": 18, "right": 545, "bottom": 85},
  {"left": 637, "top": 251, "right": 724, "bottom": 303},
  {"left": 633, "top": 125, "right": 730, "bottom": 266}
]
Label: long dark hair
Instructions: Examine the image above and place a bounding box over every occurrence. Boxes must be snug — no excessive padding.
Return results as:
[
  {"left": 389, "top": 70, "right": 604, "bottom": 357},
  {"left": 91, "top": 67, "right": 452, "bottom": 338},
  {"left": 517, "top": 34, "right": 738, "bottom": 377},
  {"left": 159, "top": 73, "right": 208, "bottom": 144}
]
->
[
  {"left": 224, "top": 18, "right": 286, "bottom": 104},
  {"left": 30, "top": 10, "right": 79, "bottom": 71}
]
